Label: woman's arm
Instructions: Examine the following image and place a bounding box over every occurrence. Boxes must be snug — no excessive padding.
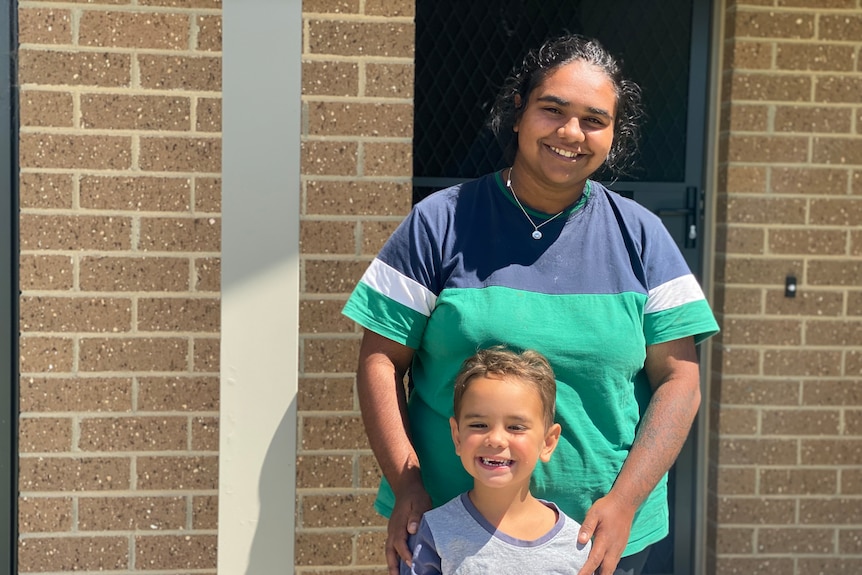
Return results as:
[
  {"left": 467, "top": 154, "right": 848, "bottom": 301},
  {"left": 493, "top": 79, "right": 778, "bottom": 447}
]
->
[
  {"left": 356, "top": 329, "right": 432, "bottom": 575},
  {"left": 576, "top": 336, "right": 702, "bottom": 575}
]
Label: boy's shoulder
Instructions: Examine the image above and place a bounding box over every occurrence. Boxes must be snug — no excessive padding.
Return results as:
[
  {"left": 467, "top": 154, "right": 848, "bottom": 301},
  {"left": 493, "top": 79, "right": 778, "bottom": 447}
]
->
[
  {"left": 422, "top": 492, "right": 471, "bottom": 524},
  {"left": 420, "top": 492, "right": 495, "bottom": 541}
]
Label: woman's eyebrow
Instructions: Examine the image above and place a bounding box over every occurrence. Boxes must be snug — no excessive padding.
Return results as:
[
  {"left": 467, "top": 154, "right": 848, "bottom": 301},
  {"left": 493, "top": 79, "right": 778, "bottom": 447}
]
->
[{"left": 536, "top": 94, "right": 614, "bottom": 120}]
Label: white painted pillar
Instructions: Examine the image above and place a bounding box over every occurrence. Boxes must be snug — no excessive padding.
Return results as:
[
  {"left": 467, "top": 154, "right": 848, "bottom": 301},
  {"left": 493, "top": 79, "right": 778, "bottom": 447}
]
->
[{"left": 220, "top": 1, "right": 302, "bottom": 572}]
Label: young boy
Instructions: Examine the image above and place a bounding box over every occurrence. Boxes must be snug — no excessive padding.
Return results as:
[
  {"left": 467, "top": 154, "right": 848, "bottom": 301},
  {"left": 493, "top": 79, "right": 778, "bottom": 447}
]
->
[{"left": 402, "top": 347, "right": 591, "bottom": 575}]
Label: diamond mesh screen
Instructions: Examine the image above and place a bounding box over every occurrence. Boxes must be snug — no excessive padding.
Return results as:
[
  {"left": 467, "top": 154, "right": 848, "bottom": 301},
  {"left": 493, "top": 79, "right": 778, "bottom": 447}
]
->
[{"left": 414, "top": 0, "right": 693, "bottom": 201}]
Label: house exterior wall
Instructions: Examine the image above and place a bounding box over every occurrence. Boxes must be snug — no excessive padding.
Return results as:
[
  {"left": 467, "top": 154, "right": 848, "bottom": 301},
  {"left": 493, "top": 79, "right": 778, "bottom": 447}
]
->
[
  {"left": 16, "top": 1, "right": 222, "bottom": 572},
  {"left": 296, "top": 0, "right": 415, "bottom": 570},
  {"left": 709, "top": 1, "right": 862, "bottom": 574},
  {"left": 13, "top": 1, "right": 862, "bottom": 575}
]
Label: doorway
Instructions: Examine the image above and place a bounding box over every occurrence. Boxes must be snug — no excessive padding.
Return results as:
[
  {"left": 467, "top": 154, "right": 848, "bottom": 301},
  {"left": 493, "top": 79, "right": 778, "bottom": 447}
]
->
[{"left": 413, "top": 1, "right": 714, "bottom": 572}]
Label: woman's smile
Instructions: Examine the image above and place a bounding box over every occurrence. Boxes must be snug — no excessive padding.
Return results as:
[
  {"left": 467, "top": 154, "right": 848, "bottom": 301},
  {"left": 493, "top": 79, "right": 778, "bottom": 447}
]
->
[{"left": 547, "top": 144, "right": 582, "bottom": 159}]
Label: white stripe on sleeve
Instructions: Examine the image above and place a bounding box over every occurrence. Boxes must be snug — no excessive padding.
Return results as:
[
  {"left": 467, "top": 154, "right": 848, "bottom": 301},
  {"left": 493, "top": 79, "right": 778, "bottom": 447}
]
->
[
  {"left": 361, "top": 258, "right": 438, "bottom": 317},
  {"left": 645, "top": 274, "right": 706, "bottom": 314}
]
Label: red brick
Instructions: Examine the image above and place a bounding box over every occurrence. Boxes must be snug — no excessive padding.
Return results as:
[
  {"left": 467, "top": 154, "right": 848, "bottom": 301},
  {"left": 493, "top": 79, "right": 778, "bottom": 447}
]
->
[
  {"left": 139, "top": 54, "right": 221, "bottom": 91},
  {"left": 79, "top": 256, "right": 190, "bottom": 292},
  {"left": 19, "top": 456, "right": 131, "bottom": 491},
  {"left": 19, "top": 50, "right": 131, "bottom": 87},
  {"left": 139, "top": 217, "right": 220, "bottom": 252},
  {"left": 139, "top": 137, "right": 221, "bottom": 173},
  {"left": 18, "top": 536, "right": 128, "bottom": 572},
  {"left": 20, "top": 377, "right": 133, "bottom": 413},
  {"left": 79, "top": 337, "right": 189, "bottom": 372},
  {"left": 20, "top": 134, "right": 132, "bottom": 170},
  {"left": 19, "top": 8, "right": 73, "bottom": 44},
  {"left": 81, "top": 93, "right": 191, "bottom": 131},
  {"left": 78, "top": 496, "right": 186, "bottom": 530},
  {"left": 134, "top": 535, "right": 217, "bottom": 570},
  {"left": 18, "top": 497, "right": 73, "bottom": 533},
  {"left": 196, "top": 15, "right": 221, "bottom": 52},
  {"left": 137, "top": 456, "right": 218, "bottom": 490},
  {"left": 20, "top": 173, "right": 73, "bottom": 209},
  {"left": 79, "top": 175, "right": 191, "bottom": 212},
  {"left": 79, "top": 11, "right": 189, "bottom": 49},
  {"left": 19, "top": 336, "right": 74, "bottom": 374},
  {"left": 20, "top": 90, "right": 73, "bottom": 127},
  {"left": 20, "top": 296, "right": 132, "bottom": 333},
  {"left": 138, "top": 376, "right": 219, "bottom": 412},
  {"left": 78, "top": 416, "right": 188, "bottom": 451}
]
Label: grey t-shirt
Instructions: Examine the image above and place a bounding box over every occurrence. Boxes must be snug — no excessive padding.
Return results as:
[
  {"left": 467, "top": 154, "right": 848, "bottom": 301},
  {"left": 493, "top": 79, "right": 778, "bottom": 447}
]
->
[{"left": 403, "top": 493, "right": 591, "bottom": 575}]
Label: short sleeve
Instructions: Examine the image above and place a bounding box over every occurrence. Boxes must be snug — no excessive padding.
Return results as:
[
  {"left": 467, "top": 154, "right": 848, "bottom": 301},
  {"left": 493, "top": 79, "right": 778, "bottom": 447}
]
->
[
  {"left": 639, "top": 213, "right": 719, "bottom": 346},
  {"left": 342, "top": 199, "right": 448, "bottom": 349},
  {"left": 404, "top": 519, "right": 442, "bottom": 575}
]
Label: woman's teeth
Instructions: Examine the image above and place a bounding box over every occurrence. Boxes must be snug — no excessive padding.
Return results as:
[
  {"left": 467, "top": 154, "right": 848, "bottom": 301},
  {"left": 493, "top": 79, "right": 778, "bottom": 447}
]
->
[{"left": 550, "top": 146, "right": 578, "bottom": 158}]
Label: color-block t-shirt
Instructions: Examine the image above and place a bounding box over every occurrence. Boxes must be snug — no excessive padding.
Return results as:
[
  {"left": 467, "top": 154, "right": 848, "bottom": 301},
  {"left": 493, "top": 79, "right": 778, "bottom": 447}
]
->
[{"left": 342, "top": 171, "right": 719, "bottom": 555}]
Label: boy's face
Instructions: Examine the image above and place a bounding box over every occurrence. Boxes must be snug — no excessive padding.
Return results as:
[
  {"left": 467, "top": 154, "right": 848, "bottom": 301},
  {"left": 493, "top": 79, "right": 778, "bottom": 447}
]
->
[{"left": 449, "top": 374, "right": 561, "bottom": 491}]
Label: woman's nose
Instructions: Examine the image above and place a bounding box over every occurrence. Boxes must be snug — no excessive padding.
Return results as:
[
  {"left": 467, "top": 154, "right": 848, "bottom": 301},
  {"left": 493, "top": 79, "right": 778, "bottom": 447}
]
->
[{"left": 558, "top": 117, "right": 585, "bottom": 141}]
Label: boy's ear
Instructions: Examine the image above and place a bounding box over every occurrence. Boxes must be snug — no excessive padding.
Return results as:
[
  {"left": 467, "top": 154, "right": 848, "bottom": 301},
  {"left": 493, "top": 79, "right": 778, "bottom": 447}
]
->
[
  {"left": 540, "top": 423, "right": 562, "bottom": 463},
  {"left": 449, "top": 416, "right": 461, "bottom": 455}
]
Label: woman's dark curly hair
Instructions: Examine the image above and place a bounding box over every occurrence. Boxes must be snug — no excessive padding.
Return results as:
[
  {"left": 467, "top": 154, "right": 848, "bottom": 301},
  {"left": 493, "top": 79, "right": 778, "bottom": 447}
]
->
[{"left": 488, "top": 34, "right": 644, "bottom": 179}]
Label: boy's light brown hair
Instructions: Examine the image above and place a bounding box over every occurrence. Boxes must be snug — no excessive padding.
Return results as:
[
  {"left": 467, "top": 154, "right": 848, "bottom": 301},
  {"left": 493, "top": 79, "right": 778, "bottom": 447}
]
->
[{"left": 453, "top": 346, "right": 557, "bottom": 427}]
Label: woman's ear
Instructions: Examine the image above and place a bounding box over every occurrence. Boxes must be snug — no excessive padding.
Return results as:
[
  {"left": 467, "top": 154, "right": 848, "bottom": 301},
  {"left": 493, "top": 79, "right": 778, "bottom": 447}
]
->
[
  {"left": 449, "top": 416, "right": 462, "bottom": 455},
  {"left": 513, "top": 94, "right": 523, "bottom": 133},
  {"left": 540, "top": 423, "right": 562, "bottom": 463}
]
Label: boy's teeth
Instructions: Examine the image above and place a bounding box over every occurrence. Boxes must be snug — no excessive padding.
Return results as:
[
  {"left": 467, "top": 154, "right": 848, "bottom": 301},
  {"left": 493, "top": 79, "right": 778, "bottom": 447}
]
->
[{"left": 481, "top": 457, "right": 511, "bottom": 467}]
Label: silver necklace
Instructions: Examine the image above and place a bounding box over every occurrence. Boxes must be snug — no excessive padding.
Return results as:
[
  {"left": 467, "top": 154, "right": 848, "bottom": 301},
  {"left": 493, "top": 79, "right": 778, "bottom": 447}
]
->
[{"left": 505, "top": 168, "right": 566, "bottom": 240}]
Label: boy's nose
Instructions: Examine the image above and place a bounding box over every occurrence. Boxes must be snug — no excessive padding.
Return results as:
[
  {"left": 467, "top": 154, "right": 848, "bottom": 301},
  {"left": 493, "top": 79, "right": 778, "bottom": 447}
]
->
[{"left": 484, "top": 427, "right": 507, "bottom": 447}]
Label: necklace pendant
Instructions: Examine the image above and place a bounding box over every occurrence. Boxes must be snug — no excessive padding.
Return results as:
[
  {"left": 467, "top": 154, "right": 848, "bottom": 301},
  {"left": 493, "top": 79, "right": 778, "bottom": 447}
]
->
[{"left": 531, "top": 230, "right": 543, "bottom": 240}]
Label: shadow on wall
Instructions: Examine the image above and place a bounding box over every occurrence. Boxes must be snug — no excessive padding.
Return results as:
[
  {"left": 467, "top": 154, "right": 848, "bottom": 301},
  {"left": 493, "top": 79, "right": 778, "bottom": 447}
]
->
[{"left": 245, "top": 401, "right": 297, "bottom": 575}]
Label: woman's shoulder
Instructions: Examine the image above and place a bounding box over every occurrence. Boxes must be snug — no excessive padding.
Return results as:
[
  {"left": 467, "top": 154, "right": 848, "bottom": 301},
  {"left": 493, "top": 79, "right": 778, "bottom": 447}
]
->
[
  {"left": 413, "top": 172, "right": 502, "bottom": 214},
  {"left": 588, "top": 180, "right": 664, "bottom": 227}
]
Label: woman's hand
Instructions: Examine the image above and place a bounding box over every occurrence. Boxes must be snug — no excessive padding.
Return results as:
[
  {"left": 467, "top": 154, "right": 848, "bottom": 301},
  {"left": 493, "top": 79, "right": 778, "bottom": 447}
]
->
[
  {"left": 578, "top": 336, "right": 701, "bottom": 575},
  {"left": 576, "top": 492, "right": 636, "bottom": 575},
  {"left": 386, "top": 479, "right": 433, "bottom": 574},
  {"left": 355, "top": 330, "right": 423, "bottom": 574}
]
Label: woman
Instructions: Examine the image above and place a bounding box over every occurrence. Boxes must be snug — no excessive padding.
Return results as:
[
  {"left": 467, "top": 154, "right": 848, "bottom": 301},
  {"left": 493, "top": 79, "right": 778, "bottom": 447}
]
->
[{"left": 343, "top": 34, "right": 719, "bottom": 575}]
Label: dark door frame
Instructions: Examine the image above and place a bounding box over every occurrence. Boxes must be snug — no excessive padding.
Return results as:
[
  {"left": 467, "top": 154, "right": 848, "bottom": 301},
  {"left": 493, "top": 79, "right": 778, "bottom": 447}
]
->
[{"left": 1, "top": 0, "right": 18, "bottom": 570}]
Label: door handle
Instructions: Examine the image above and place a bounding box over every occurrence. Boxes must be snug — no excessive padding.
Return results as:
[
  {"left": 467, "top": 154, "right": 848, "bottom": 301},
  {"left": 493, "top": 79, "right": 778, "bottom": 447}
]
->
[{"left": 654, "top": 187, "right": 700, "bottom": 249}]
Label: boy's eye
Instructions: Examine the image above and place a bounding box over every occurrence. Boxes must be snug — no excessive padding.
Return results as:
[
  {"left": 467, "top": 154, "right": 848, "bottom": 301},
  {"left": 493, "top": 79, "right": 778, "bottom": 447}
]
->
[
  {"left": 508, "top": 425, "right": 527, "bottom": 432},
  {"left": 468, "top": 422, "right": 487, "bottom": 429}
]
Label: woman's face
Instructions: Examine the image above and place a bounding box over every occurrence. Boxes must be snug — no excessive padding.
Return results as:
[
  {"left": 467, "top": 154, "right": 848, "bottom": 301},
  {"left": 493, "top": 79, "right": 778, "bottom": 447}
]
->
[{"left": 512, "top": 59, "right": 617, "bottom": 198}]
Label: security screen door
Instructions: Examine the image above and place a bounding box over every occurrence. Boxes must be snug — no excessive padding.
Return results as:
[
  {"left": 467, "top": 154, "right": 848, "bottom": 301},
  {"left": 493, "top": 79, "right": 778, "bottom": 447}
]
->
[{"left": 413, "top": 1, "right": 713, "bottom": 573}]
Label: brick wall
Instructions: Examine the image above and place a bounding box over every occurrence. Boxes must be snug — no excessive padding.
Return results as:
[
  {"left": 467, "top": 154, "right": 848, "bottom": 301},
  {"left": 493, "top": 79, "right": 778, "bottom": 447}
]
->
[
  {"left": 14, "top": 0, "right": 862, "bottom": 574},
  {"left": 710, "top": 2, "right": 862, "bottom": 574},
  {"left": 296, "top": 0, "right": 414, "bottom": 571},
  {"left": 17, "top": 1, "right": 222, "bottom": 572}
]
